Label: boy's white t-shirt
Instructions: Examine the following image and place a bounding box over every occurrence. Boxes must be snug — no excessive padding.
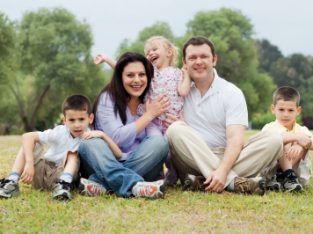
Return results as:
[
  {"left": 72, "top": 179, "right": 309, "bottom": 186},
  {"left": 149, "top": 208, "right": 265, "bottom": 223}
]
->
[{"left": 37, "top": 125, "right": 82, "bottom": 166}]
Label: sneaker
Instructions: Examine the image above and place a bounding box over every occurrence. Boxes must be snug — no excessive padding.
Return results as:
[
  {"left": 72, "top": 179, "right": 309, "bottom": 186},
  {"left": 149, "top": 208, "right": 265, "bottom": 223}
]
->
[
  {"left": 264, "top": 175, "right": 282, "bottom": 192},
  {"left": 283, "top": 171, "right": 303, "bottom": 192},
  {"left": 0, "top": 179, "right": 19, "bottom": 198},
  {"left": 52, "top": 180, "right": 72, "bottom": 200},
  {"left": 182, "top": 175, "right": 206, "bottom": 191},
  {"left": 79, "top": 178, "right": 107, "bottom": 196},
  {"left": 132, "top": 180, "right": 166, "bottom": 199},
  {"left": 233, "top": 177, "right": 265, "bottom": 195}
]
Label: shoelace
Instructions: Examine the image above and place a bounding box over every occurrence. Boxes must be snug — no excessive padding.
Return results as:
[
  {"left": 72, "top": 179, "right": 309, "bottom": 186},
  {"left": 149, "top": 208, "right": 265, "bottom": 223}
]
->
[{"left": 57, "top": 180, "right": 72, "bottom": 190}]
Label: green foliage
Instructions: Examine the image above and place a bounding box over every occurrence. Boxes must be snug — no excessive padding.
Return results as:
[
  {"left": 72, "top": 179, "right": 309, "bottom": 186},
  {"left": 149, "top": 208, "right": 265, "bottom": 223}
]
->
[
  {"left": 255, "top": 39, "right": 283, "bottom": 73},
  {"left": 1, "top": 8, "right": 108, "bottom": 131},
  {"left": 0, "top": 13, "right": 15, "bottom": 86},
  {"left": 300, "top": 77, "right": 313, "bottom": 117},
  {"left": 251, "top": 111, "right": 275, "bottom": 129},
  {"left": 270, "top": 54, "right": 313, "bottom": 88}
]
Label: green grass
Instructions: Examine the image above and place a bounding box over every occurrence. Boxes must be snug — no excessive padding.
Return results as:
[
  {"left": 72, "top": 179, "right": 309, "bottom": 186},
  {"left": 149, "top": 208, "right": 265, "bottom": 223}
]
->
[{"left": 1, "top": 133, "right": 313, "bottom": 234}]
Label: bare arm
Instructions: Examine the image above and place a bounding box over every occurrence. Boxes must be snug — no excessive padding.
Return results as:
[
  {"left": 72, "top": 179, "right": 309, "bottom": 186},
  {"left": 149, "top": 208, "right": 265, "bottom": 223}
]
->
[
  {"left": 81, "top": 131, "right": 123, "bottom": 159},
  {"left": 94, "top": 53, "right": 116, "bottom": 68},
  {"left": 21, "top": 132, "right": 40, "bottom": 184},
  {"left": 177, "top": 67, "right": 191, "bottom": 97},
  {"left": 205, "top": 125, "right": 245, "bottom": 193},
  {"left": 281, "top": 132, "right": 312, "bottom": 149}
]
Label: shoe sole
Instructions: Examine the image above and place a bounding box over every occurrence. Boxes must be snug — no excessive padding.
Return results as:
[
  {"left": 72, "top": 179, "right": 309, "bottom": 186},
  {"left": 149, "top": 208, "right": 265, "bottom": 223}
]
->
[
  {"left": 0, "top": 190, "right": 19, "bottom": 198},
  {"left": 264, "top": 183, "right": 282, "bottom": 192},
  {"left": 284, "top": 184, "right": 303, "bottom": 193},
  {"left": 53, "top": 191, "right": 71, "bottom": 200}
]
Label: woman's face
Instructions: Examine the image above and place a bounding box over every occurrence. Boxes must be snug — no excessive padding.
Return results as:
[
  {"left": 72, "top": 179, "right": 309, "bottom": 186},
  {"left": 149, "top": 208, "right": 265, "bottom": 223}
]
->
[{"left": 122, "top": 62, "right": 148, "bottom": 99}]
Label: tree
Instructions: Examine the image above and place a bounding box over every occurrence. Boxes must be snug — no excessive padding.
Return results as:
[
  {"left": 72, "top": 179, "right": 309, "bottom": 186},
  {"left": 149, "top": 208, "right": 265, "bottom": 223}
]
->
[
  {"left": 185, "top": 8, "right": 276, "bottom": 116},
  {"left": 117, "top": 21, "right": 176, "bottom": 55},
  {"left": 255, "top": 39, "right": 283, "bottom": 73},
  {"left": 270, "top": 54, "right": 313, "bottom": 88},
  {"left": 0, "top": 13, "right": 16, "bottom": 92},
  {"left": 0, "top": 13, "right": 19, "bottom": 133},
  {"left": 7, "top": 8, "right": 106, "bottom": 131},
  {"left": 0, "top": 13, "right": 15, "bottom": 79}
]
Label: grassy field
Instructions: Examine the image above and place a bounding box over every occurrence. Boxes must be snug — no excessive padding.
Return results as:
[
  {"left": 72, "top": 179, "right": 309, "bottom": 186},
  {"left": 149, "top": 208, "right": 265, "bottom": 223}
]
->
[{"left": 1, "top": 133, "right": 313, "bottom": 234}]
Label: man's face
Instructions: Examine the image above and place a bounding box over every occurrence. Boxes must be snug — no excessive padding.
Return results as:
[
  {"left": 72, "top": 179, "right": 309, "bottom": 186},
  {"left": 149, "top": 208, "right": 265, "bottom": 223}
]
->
[
  {"left": 271, "top": 100, "right": 301, "bottom": 130},
  {"left": 63, "top": 110, "right": 94, "bottom": 138},
  {"left": 183, "top": 44, "right": 217, "bottom": 83}
]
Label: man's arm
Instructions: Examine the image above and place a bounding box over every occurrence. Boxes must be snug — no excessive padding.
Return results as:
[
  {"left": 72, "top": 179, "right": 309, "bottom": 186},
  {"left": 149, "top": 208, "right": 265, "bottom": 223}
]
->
[{"left": 205, "top": 124, "right": 245, "bottom": 193}]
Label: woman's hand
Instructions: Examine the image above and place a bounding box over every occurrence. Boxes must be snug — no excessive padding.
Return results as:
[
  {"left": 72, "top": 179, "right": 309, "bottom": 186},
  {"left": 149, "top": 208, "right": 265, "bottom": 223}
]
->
[{"left": 145, "top": 94, "right": 170, "bottom": 119}]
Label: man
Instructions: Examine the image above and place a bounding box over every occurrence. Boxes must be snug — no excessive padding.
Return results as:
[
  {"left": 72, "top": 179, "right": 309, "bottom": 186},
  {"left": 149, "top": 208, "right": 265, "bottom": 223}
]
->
[{"left": 166, "top": 36, "right": 309, "bottom": 195}]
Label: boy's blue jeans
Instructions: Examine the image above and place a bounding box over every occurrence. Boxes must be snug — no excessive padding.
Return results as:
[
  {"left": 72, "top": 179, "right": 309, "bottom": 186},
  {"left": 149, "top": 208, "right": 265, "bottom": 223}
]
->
[{"left": 78, "top": 136, "right": 168, "bottom": 197}]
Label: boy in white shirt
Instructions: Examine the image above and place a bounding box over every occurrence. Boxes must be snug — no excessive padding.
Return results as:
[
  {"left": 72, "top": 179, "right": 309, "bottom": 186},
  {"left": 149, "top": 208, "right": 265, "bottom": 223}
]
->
[
  {"left": 0, "top": 95, "right": 121, "bottom": 200},
  {"left": 262, "top": 86, "right": 312, "bottom": 192}
]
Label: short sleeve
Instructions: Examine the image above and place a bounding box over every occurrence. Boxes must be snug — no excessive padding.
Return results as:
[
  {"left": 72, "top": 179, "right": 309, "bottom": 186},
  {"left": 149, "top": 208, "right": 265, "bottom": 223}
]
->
[
  {"left": 37, "top": 125, "right": 66, "bottom": 145},
  {"left": 224, "top": 86, "right": 248, "bottom": 127}
]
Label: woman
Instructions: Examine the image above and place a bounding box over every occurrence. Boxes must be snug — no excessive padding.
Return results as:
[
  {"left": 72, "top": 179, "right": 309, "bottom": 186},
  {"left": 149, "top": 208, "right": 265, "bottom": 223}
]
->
[{"left": 78, "top": 52, "right": 169, "bottom": 198}]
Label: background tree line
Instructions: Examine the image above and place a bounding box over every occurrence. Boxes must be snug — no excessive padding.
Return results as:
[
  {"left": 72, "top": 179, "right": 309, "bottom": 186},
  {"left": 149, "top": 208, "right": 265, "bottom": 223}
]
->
[{"left": 1, "top": 7, "right": 312, "bottom": 134}]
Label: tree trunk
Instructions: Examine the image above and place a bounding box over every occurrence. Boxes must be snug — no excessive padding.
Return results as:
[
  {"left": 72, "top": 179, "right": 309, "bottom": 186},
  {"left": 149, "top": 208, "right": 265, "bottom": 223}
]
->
[
  {"left": 29, "top": 84, "right": 50, "bottom": 130},
  {"left": 9, "top": 84, "right": 32, "bottom": 131}
]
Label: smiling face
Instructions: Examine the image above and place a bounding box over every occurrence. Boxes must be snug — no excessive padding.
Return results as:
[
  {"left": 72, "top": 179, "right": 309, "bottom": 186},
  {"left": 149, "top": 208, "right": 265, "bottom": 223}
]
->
[
  {"left": 63, "top": 110, "right": 94, "bottom": 138},
  {"left": 271, "top": 99, "right": 301, "bottom": 130},
  {"left": 122, "top": 61, "right": 148, "bottom": 99},
  {"left": 144, "top": 40, "right": 172, "bottom": 69},
  {"left": 183, "top": 44, "right": 217, "bottom": 84}
]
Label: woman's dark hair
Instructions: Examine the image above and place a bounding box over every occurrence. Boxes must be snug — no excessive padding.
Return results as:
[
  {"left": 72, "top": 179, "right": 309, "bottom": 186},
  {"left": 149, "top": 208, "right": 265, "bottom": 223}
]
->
[{"left": 93, "top": 52, "right": 154, "bottom": 125}]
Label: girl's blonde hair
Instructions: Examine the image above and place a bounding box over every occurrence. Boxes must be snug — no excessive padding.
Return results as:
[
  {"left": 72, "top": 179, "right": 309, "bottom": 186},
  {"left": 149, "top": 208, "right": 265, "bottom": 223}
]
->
[{"left": 144, "top": 36, "right": 179, "bottom": 67}]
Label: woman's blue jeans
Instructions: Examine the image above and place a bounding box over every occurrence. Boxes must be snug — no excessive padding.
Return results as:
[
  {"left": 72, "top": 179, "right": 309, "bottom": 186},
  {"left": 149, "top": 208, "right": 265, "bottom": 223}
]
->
[{"left": 78, "top": 136, "right": 168, "bottom": 197}]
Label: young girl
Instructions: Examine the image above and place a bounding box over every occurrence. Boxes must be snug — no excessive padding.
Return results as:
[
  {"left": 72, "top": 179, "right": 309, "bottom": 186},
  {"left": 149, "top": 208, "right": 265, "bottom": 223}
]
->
[{"left": 94, "top": 36, "right": 191, "bottom": 185}]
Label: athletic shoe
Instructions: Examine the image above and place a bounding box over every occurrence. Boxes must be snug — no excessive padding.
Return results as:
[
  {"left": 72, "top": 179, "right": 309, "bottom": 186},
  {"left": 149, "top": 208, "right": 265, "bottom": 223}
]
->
[
  {"left": 264, "top": 175, "right": 282, "bottom": 192},
  {"left": 0, "top": 178, "right": 19, "bottom": 198},
  {"left": 52, "top": 180, "right": 72, "bottom": 200},
  {"left": 283, "top": 171, "right": 303, "bottom": 192},
  {"left": 79, "top": 178, "right": 107, "bottom": 196},
  {"left": 233, "top": 177, "right": 265, "bottom": 195},
  {"left": 182, "top": 175, "right": 206, "bottom": 191},
  {"left": 131, "top": 180, "right": 165, "bottom": 199}
]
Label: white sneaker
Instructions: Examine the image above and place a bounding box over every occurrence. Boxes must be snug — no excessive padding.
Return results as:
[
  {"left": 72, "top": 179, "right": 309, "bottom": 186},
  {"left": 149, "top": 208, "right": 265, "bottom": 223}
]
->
[
  {"left": 131, "top": 180, "right": 165, "bottom": 199},
  {"left": 79, "top": 178, "right": 107, "bottom": 196}
]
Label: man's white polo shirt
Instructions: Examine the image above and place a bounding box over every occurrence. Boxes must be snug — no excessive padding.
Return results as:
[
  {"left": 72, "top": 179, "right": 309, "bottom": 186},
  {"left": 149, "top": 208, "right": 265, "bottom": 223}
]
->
[{"left": 183, "top": 69, "right": 248, "bottom": 148}]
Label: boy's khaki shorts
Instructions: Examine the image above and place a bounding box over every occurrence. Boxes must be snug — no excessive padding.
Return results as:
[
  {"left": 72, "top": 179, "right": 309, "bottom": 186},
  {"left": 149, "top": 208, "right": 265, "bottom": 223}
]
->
[{"left": 31, "top": 144, "right": 79, "bottom": 190}]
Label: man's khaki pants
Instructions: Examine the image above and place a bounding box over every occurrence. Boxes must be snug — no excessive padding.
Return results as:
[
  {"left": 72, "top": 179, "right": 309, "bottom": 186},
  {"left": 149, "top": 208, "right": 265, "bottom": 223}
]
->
[{"left": 166, "top": 121, "right": 284, "bottom": 187}]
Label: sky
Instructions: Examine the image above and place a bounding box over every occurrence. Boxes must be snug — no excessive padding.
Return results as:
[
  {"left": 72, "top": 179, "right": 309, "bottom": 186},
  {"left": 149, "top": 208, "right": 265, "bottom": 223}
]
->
[{"left": 1, "top": 0, "right": 312, "bottom": 58}]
